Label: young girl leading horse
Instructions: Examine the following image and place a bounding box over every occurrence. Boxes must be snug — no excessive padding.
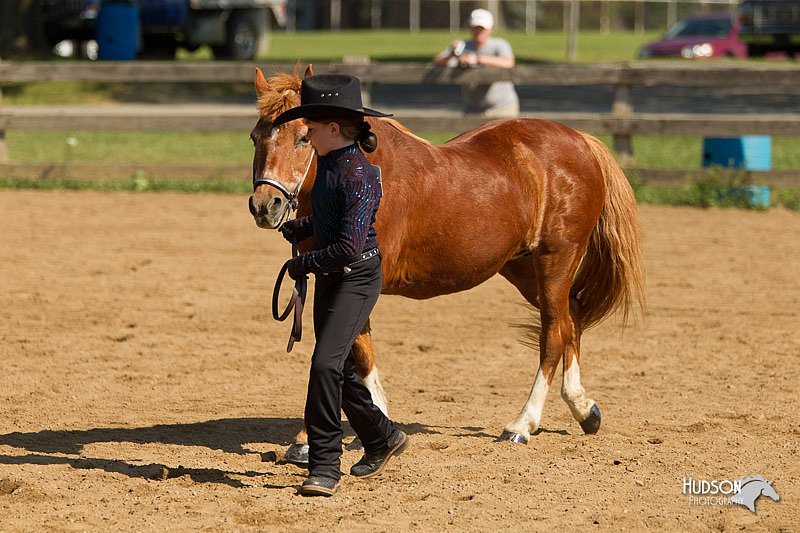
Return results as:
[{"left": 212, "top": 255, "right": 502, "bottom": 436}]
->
[{"left": 271, "top": 74, "right": 409, "bottom": 497}]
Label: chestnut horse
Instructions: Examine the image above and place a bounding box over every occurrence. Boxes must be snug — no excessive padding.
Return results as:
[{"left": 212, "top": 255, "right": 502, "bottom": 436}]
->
[{"left": 249, "top": 66, "right": 645, "bottom": 462}]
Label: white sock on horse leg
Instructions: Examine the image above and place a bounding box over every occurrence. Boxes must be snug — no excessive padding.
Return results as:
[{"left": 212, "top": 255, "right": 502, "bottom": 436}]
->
[
  {"left": 504, "top": 367, "right": 549, "bottom": 439},
  {"left": 362, "top": 366, "right": 389, "bottom": 417},
  {"left": 561, "top": 354, "right": 595, "bottom": 422}
]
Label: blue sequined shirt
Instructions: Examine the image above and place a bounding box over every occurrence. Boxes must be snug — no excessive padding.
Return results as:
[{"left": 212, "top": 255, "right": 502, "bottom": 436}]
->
[{"left": 292, "top": 144, "right": 381, "bottom": 274}]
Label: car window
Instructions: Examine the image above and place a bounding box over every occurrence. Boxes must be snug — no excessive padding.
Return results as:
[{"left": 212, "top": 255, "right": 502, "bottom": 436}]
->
[{"left": 665, "top": 18, "right": 732, "bottom": 39}]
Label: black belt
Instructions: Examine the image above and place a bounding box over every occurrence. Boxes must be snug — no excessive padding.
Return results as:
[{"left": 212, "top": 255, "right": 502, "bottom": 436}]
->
[{"left": 320, "top": 248, "right": 380, "bottom": 275}]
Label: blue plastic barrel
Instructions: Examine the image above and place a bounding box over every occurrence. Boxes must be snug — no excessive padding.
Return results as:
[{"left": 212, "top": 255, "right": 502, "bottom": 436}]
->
[
  {"left": 702, "top": 135, "right": 772, "bottom": 171},
  {"left": 726, "top": 185, "right": 771, "bottom": 208},
  {"left": 96, "top": 1, "right": 140, "bottom": 60}
]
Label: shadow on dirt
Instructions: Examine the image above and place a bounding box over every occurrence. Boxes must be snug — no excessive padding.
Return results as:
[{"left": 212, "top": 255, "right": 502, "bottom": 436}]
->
[
  {"left": 0, "top": 417, "right": 312, "bottom": 486},
  {"left": 0, "top": 453, "right": 262, "bottom": 487},
  {"left": 0, "top": 417, "right": 305, "bottom": 456},
  {"left": 0, "top": 418, "right": 443, "bottom": 486}
]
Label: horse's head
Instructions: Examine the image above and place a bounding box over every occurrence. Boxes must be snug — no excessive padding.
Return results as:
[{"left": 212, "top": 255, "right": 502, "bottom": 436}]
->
[
  {"left": 248, "top": 65, "right": 316, "bottom": 229},
  {"left": 731, "top": 476, "right": 781, "bottom": 513},
  {"left": 761, "top": 480, "right": 780, "bottom": 502}
]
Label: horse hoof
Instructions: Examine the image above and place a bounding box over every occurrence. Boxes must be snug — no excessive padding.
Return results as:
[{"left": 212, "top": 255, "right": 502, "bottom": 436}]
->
[
  {"left": 580, "top": 404, "right": 602, "bottom": 434},
  {"left": 498, "top": 431, "right": 528, "bottom": 444},
  {"left": 345, "top": 438, "right": 363, "bottom": 451},
  {"left": 284, "top": 443, "right": 309, "bottom": 466}
]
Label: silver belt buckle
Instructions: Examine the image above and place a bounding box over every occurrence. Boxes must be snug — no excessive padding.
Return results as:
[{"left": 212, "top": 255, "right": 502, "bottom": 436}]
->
[{"left": 343, "top": 248, "right": 378, "bottom": 273}]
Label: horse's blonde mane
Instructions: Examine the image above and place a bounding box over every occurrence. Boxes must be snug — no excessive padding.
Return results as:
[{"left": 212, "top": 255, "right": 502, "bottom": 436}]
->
[{"left": 257, "top": 69, "right": 302, "bottom": 122}]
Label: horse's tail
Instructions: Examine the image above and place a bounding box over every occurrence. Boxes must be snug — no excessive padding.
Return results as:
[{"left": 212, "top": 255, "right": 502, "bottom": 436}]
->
[{"left": 572, "top": 133, "right": 646, "bottom": 330}]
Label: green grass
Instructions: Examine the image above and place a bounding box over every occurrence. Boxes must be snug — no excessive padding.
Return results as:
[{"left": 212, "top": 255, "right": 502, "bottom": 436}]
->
[
  {"left": 599, "top": 135, "right": 800, "bottom": 170},
  {"left": 0, "top": 176, "right": 249, "bottom": 194},
  {"left": 0, "top": 30, "right": 658, "bottom": 105},
  {"left": 0, "top": 80, "right": 254, "bottom": 105},
  {"left": 0, "top": 81, "right": 113, "bottom": 105},
  {"left": 638, "top": 185, "right": 800, "bottom": 211},
  {"left": 3, "top": 130, "right": 799, "bottom": 210},
  {"left": 630, "top": 169, "right": 800, "bottom": 210},
  {"left": 3, "top": 29, "right": 660, "bottom": 105},
  {"left": 7, "top": 130, "right": 800, "bottom": 170},
  {"left": 7, "top": 131, "right": 253, "bottom": 164},
  {"left": 176, "top": 29, "right": 663, "bottom": 64}
]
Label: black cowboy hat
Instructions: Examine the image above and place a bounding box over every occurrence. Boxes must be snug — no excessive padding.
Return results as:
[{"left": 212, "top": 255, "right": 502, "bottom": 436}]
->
[{"left": 272, "top": 74, "right": 392, "bottom": 127}]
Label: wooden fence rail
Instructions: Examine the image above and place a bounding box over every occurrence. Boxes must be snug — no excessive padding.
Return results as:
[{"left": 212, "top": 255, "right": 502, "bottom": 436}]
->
[{"left": 2, "top": 60, "right": 800, "bottom": 182}]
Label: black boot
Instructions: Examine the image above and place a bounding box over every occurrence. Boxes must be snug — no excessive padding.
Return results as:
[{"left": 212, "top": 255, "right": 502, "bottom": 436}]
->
[
  {"left": 350, "top": 431, "right": 409, "bottom": 478},
  {"left": 300, "top": 475, "right": 340, "bottom": 497}
]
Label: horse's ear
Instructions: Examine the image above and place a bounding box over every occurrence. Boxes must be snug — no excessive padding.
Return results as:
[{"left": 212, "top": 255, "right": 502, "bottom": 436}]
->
[
  {"left": 254, "top": 67, "right": 268, "bottom": 97},
  {"left": 304, "top": 64, "right": 314, "bottom": 78}
]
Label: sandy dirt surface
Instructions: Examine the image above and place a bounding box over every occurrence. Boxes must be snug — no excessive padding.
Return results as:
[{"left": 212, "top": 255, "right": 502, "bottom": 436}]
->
[{"left": 1, "top": 190, "right": 798, "bottom": 531}]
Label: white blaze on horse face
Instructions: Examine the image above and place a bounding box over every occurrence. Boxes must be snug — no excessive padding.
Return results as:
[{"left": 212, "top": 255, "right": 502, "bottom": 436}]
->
[
  {"left": 260, "top": 127, "right": 282, "bottom": 184},
  {"left": 504, "top": 367, "right": 549, "bottom": 440},
  {"left": 361, "top": 367, "right": 389, "bottom": 417},
  {"left": 258, "top": 126, "right": 309, "bottom": 192},
  {"left": 561, "top": 354, "right": 595, "bottom": 423}
]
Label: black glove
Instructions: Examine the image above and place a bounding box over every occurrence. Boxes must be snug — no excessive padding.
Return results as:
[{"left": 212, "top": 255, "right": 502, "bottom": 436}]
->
[
  {"left": 286, "top": 256, "right": 305, "bottom": 280},
  {"left": 279, "top": 222, "right": 296, "bottom": 243}
]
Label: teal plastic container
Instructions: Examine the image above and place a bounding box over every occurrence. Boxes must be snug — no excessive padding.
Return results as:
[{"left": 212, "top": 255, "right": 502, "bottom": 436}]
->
[{"left": 702, "top": 135, "right": 772, "bottom": 171}]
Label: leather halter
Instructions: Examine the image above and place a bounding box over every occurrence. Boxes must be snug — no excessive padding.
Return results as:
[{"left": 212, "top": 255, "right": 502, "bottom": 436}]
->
[
  {"left": 258, "top": 147, "right": 314, "bottom": 352},
  {"left": 252, "top": 147, "right": 315, "bottom": 229}
]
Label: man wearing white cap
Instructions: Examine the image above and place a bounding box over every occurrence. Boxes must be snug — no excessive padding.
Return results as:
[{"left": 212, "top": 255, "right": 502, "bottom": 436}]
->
[{"left": 433, "top": 8, "right": 520, "bottom": 118}]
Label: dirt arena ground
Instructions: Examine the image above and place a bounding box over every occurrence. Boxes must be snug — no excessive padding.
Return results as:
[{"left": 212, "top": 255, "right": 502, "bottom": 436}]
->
[{"left": 1, "top": 190, "right": 797, "bottom": 531}]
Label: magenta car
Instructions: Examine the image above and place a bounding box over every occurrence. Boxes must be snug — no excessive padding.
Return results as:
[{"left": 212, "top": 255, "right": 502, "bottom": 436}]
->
[{"left": 638, "top": 11, "right": 747, "bottom": 59}]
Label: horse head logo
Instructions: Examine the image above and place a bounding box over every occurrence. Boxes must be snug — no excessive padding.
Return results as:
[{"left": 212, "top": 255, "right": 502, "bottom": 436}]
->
[{"left": 730, "top": 476, "right": 780, "bottom": 513}]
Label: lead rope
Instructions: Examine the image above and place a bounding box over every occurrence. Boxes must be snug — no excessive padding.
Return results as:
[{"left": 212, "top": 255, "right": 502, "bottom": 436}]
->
[{"left": 272, "top": 237, "right": 307, "bottom": 353}]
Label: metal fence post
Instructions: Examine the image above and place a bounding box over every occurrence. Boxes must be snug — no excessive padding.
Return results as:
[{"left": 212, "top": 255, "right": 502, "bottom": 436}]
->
[
  {"left": 371, "top": 0, "right": 382, "bottom": 29},
  {"left": 450, "top": 0, "right": 460, "bottom": 33},
  {"left": 635, "top": 0, "right": 645, "bottom": 33},
  {"left": 488, "top": 0, "right": 500, "bottom": 30},
  {"left": 331, "top": 0, "right": 341, "bottom": 31},
  {"left": 600, "top": 0, "right": 610, "bottom": 34},
  {"left": 410, "top": 0, "right": 420, "bottom": 32},
  {"left": 526, "top": 0, "right": 537, "bottom": 34},
  {"left": 286, "top": 0, "right": 295, "bottom": 33},
  {"left": 667, "top": 0, "right": 677, "bottom": 29}
]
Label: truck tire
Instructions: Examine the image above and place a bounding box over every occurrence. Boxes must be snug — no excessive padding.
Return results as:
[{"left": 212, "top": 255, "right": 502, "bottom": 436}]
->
[{"left": 214, "top": 10, "right": 267, "bottom": 60}]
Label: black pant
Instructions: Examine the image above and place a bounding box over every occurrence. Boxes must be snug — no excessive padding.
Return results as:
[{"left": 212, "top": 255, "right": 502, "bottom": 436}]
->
[{"left": 305, "top": 254, "right": 396, "bottom": 480}]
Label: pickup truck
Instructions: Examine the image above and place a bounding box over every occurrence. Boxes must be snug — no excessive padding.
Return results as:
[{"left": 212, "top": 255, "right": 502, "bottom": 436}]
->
[
  {"left": 738, "top": 0, "right": 800, "bottom": 56},
  {"left": 40, "top": 0, "right": 287, "bottom": 60}
]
